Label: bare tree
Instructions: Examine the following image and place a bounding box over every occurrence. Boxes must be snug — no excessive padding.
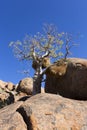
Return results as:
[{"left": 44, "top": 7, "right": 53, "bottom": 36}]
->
[
  {"left": 63, "top": 33, "right": 78, "bottom": 59},
  {"left": 9, "top": 24, "right": 76, "bottom": 95}
]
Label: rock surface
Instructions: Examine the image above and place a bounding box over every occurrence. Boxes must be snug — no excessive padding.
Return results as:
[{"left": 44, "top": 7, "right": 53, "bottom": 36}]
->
[
  {"left": 0, "top": 93, "right": 87, "bottom": 130},
  {"left": 17, "top": 77, "right": 33, "bottom": 95},
  {"left": 0, "top": 101, "right": 27, "bottom": 130},
  {"left": 45, "top": 58, "right": 87, "bottom": 100}
]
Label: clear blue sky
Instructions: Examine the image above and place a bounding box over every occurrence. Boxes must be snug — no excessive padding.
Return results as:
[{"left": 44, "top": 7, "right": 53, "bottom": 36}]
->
[{"left": 0, "top": 0, "right": 87, "bottom": 84}]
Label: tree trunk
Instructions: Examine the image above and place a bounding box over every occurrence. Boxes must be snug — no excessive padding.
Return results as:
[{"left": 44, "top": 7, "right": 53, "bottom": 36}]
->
[
  {"left": 33, "top": 72, "right": 42, "bottom": 95},
  {"left": 33, "top": 65, "right": 43, "bottom": 95},
  {"left": 32, "top": 51, "right": 50, "bottom": 95}
]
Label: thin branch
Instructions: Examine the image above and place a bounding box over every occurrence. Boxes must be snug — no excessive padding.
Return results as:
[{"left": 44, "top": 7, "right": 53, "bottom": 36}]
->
[{"left": 41, "top": 50, "right": 50, "bottom": 58}]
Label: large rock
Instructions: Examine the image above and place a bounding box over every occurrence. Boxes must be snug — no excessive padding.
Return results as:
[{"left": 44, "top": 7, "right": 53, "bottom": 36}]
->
[
  {"left": 0, "top": 93, "right": 87, "bottom": 130},
  {"left": 45, "top": 58, "right": 87, "bottom": 100},
  {"left": 0, "top": 101, "right": 27, "bottom": 130},
  {"left": 17, "top": 78, "right": 33, "bottom": 95}
]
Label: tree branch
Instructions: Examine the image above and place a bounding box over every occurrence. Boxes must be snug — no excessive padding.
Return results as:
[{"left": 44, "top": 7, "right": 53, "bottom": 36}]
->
[{"left": 41, "top": 50, "right": 50, "bottom": 58}]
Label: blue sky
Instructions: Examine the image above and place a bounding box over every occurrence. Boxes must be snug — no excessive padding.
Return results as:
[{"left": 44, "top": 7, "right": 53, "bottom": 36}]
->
[{"left": 0, "top": 0, "right": 87, "bottom": 84}]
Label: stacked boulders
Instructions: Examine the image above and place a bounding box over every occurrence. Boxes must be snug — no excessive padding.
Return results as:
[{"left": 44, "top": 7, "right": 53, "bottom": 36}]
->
[
  {"left": 0, "top": 78, "right": 33, "bottom": 108},
  {"left": 0, "top": 80, "right": 15, "bottom": 108}
]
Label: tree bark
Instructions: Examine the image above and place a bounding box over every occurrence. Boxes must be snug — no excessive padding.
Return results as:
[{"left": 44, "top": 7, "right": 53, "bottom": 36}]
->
[
  {"left": 32, "top": 63, "right": 43, "bottom": 95},
  {"left": 33, "top": 71, "right": 43, "bottom": 95}
]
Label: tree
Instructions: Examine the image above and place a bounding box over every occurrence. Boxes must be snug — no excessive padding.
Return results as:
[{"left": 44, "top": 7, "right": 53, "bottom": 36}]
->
[{"left": 9, "top": 24, "right": 76, "bottom": 95}]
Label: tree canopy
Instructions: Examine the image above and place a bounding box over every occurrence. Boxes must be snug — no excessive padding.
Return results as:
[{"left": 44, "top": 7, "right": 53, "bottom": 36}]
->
[
  {"left": 9, "top": 24, "right": 65, "bottom": 62},
  {"left": 9, "top": 24, "right": 78, "bottom": 95}
]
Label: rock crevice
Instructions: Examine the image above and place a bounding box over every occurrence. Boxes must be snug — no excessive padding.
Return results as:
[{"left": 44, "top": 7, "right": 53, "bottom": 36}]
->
[{"left": 17, "top": 106, "right": 33, "bottom": 130}]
